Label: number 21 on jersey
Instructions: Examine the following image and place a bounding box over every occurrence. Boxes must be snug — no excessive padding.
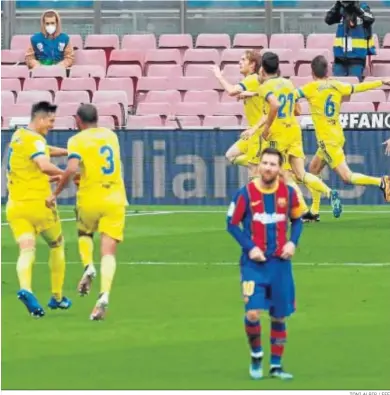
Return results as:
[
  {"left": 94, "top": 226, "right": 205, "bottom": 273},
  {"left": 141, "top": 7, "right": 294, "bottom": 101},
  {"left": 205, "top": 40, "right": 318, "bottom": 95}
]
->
[{"left": 100, "top": 145, "right": 115, "bottom": 175}]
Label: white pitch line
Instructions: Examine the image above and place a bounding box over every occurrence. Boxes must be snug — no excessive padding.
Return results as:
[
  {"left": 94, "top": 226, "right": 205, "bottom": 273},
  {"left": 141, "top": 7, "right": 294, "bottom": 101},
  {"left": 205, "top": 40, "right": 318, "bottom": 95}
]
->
[{"left": 1, "top": 261, "right": 389, "bottom": 267}]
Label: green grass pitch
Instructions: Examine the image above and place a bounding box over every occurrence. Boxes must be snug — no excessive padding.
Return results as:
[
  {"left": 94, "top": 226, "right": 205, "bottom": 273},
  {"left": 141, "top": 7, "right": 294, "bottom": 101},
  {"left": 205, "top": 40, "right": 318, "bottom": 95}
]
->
[{"left": 1, "top": 205, "right": 390, "bottom": 390}]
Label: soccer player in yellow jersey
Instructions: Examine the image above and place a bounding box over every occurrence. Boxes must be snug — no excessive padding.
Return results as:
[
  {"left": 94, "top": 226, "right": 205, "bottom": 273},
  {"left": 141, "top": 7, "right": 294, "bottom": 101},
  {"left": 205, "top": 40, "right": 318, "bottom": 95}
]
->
[
  {"left": 6, "top": 101, "right": 72, "bottom": 317},
  {"left": 296, "top": 55, "right": 390, "bottom": 220},
  {"left": 48, "top": 104, "right": 127, "bottom": 321},
  {"left": 212, "top": 50, "right": 264, "bottom": 178}
]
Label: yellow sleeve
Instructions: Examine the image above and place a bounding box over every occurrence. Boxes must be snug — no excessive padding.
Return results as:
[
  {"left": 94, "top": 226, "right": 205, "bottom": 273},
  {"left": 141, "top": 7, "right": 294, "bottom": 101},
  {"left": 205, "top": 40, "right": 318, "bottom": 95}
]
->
[
  {"left": 239, "top": 75, "right": 259, "bottom": 92},
  {"left": 67, "top": 136, "right": 82, "bottom": 160},
  {"left": 352, "top": 80, "right": 382, "bottom": 94},
  {"left": 331, "top": 80, "right": 354, "bottom": 96},
  {"left": 26, "top": 135, "right": 48, "bottom": 160},
  {"left": 295, "top": 84, "right": 309, "bottom": 100}
]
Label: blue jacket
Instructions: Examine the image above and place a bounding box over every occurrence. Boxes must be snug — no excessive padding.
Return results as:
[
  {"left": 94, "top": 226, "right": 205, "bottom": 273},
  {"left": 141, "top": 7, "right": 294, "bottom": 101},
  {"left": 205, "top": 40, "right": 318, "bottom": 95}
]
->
[{"left": 30, "top": 32, "right": 70, "bottom": 65}]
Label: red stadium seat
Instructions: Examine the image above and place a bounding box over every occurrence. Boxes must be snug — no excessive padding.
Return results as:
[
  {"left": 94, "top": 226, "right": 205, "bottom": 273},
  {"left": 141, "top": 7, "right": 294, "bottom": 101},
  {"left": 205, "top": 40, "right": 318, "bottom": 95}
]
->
[
  {"left": 159, "top": 34, "right": 193, "bottom": 51},
  {"left": 290, "top": 76, "right": 312, "bottom": 87},
  {"left": 122, "top": 34, "right": 156, "bottom": 50},
  {"left": 184, "top": 90, "right": 219, "bottom": 104},
  {"left": 54, "top": 116, "right": 76, "bottom": 129},
  {"left": 203, "top": 115, "right": 239, "bottom": 128},
  {"left": 232, "top": 34, "right": 268, "bottom": 50},
  {"left": 1, "top": 78, "right": 22, "bottom": 93},
  {"left": 69, "top": 65, "right": 106, "bottom": 79},
  {"left": 56, "top": 103, "right": 81, "bottom": 117},
  {"left": 184, "top": 64, "right": 213, "bottom": 77},
  {"left": 2, "top": 91, "right": 16, "bottom": 104},
  {"left": 69, "top": 34, "right": 83, "bottom": 50},
  {"left": 127, "top": 115, "right": 163, "bottom": 128},
  {"left": 214, "top": 102, "right": 243, "bottom": 117},
  {"left": 1, "top": 65, "right": 29, "bottom": 80},
  {"left": 221, "top": 49, "right": 247, "bottom": 67},
  {"left": 195, "top": 34, "right": 231, "bottom": 50},
  {"left": 145, "top": 90, "right": 181, "bottom": 104},
  {"left": 297, "top": 63, "right": 312, "bottom": 77},
  {"left": 24, "top": 77, "right": 59, "bottom": 93},
  {"left": 93, "top": 91, "right": 128, "bottom": 113},
  {"left": 378, "top": 102, "right": 390, "bottom": 111},
  {"left": 99, "top": 78, "right": 134, "bottom": 106},
  {"left": 147, "top": 64, "right": 183, "bottom": 78},
  {"left": 294, "top": 49, "right": 332, "bottom": 73},
  {"left": 31, "top": 65, "right": 66, "bottom": 79},
  {"left": 306, "top": 34, "right": 335, "bottom": 51},
  {"left": 372, "top": 64, "right": 390, "bottom": 77},
  {"left": 145, "top": 49, "right": 182, "bottom": 67},
  {"left": 109, "top": 50, "right": 144, "bottom": 67},
  {"left": 75, "top": 50, "right": 106, "bottom": 70},
  {"left": 384, "top": 33, "right": 390, "bottom": 49},
  {"left": 94, "top": 102, "right": 124, "bottom": 127},
  {"left": 99, "top": 116, "right": 116, "bottom": 129},
  {"left": 136, "top": 77, "right": 169, "bottom": 102},
  {"left": 17, "top": 90, "right": 53, "bottom": 104},
  {"left": 279, "top": 63, "right": 295, "bottom": 77},
  {"left": 341, "top": 102, "right": 375, "bottom": 113},
  {"left": 371, "top": 49, "right": 390, "bottom": 64},
  {"left": 2, "top": 103, "right": 31, "bottom": 126},
  {"left": 10, "top": 35, "right": 31, "bottom": 51},
  {"left": 174, "top": 102, "right": 212, "bottom": 116},
  {"left": 61, "top": 78, "right": 97, "bottom": 97},
  {"left": 350, "top": 90, "right": 386, "bottom": 104},
  {"left": 55, "top": 90, "right": 90, "bottom": 104},
  {"left": 136, "top": 102, "right": 172, "bottom": 117},
  {"left": 269, "top": 34, "right": 304, "bottom": 50},
  {"left": 183, "top": 49, "right": 220, "bottom": 68},
  {"left": 1, "top": 50, "right": 25, "bottom": 65},
  {"left": 260, "top": 48, "right": 293, "bottom": 64},
  {"left": 165, "top": 116, "right": 202, "bottom": 128},
  {"left": 170, "top": 76, "right": 212, "bottom": 92},
  {"left": 85, "top": 34, "right": 119, "bottom": 50},
  {"left": 106, "top": 65, "right": 142, "bottom": 79}
]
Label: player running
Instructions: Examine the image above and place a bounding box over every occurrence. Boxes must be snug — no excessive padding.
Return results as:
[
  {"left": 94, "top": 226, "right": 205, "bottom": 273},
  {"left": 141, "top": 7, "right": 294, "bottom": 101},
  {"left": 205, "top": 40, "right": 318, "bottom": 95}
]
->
[
  {"left": 212, "top": 50, "right": 264, "bottom": 178},
  {"left": 227, "top": 147, "right": 304, "bottom": 380},
  {"left": 241, "top": 52, "right": 342, "bottom": 218},
  {"left": 296, "top": 55, "right": 390, "bottom": 222},
  {"left": 6, "top": 101, "right": 72, "bottom": 318},
  {"left": 48, "top": 104, "right": 127, "bottom": 321}
]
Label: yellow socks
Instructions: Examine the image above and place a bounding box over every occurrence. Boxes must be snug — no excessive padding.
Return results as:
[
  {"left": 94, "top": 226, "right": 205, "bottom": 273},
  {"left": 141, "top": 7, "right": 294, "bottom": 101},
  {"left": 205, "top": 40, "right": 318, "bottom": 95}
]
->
[
  {"left": 303, "top": 172, "right": 331, "bottom": 198},
  {"left": 233, "top": 154, "right": 249, "bottom": 167},
  {"left": 79, "top": 235, "right": 94, "bottom": 268},
  {"left": 288, "top": 179, "right": 309, "bottom": 213},
  {"left": 49, "top": 245, "right": 65, "bottom": 301},
  {"left": 16, "top": 247, "right": 35, "bottom": 292},
  {"left": 309, "top": 186, "right": 322, "bottom": 215},
  {"left": 101, "top": 255, "right": 116, "bottom": 294},
  {"left": 350, "top": 173, "right": 381, "bottom": 187}
]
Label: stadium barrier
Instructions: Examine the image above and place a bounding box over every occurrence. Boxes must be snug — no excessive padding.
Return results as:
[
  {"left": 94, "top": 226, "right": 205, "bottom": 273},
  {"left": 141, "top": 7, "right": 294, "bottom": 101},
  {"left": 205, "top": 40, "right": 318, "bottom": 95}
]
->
[{"left": 1, "top": 113, "right": 390, "bottom": 206}]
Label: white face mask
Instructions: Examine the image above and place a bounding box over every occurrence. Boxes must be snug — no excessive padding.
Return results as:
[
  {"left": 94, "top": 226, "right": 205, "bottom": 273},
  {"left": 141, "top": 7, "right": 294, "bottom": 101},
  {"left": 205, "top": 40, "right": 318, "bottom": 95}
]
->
[{"left": 45, "top": 25, "right": 56, "bottom": 35}]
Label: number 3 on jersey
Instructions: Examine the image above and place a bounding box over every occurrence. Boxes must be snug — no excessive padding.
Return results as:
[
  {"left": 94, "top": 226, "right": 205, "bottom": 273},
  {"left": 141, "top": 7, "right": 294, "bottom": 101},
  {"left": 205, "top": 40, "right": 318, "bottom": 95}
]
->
[{"left": 100, "top": 145, "right": 114, "bottom": 175}]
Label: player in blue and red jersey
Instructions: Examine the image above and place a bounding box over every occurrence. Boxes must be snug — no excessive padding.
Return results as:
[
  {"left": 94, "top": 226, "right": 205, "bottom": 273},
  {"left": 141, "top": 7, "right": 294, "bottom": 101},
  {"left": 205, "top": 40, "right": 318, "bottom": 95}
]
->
[{"left": 227, "top": 147, "right": 304, "bottom": 381}]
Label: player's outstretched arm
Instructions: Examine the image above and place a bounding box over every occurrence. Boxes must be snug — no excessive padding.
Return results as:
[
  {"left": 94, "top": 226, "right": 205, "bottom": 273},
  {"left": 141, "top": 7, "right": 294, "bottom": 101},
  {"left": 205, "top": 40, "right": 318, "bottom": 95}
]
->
[
  {"left": 211, "top": 65, "right": 243, "bottom": 96},
  {"left": 351, "top": 79, "right": 390, "bottom": 94},
  {"left": 33, "top": 155, "right": 64, "bottom": 177},
  {"left": 48, "top": 145, "right": 68, "bottom": 157}
]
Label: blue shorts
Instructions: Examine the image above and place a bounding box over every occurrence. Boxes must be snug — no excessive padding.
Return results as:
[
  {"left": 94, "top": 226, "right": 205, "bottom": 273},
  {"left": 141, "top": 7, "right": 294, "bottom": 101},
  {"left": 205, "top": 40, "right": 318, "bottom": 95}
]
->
[{"left": 240, "top": 256, "right": 296, "bottom": 319}]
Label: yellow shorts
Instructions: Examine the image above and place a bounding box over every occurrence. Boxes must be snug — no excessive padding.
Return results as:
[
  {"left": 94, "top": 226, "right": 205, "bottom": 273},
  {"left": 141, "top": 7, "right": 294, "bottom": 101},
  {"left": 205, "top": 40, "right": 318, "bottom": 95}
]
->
[
  {"left": 236, "top": 133, "right": 262, "bottom": 165},
  {"left": 316, "top": 141, "right": 345, "bottom": 169},
  {"left": 76, "top": 200, "right": 126, "bottom": 242},
  {"left": 6, "top": 200, "right": 62, "bottom": 243}
]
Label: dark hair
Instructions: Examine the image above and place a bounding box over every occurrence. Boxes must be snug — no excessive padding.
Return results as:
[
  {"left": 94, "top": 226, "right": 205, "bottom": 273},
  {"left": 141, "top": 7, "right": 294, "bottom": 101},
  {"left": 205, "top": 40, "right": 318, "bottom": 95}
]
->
[
  {"left": 244, "top": 49, "right": 262, "bottom": 73},
  {"left": 76, "top": 103, "right": 98, "bottom": 124},
  {"left": 31, "top": 101, "right": 57, "bottom": 119},
  {"left": 311, "top": 55, "right": 328, "bottom": 79},
  {"left": 260, "top": 147, "right": 284, "bottom": 166},
  {"left": 261, "top": 52, "right": 279, "bottom": 75}
]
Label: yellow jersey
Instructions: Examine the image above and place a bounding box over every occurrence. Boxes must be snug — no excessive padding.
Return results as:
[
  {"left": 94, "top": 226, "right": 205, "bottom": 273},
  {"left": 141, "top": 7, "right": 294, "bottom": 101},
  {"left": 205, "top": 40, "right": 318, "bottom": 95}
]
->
[
  {"left": 258, "top": 77, "right": 300, "bottom": 141},
  {"left": 238, "top": 74, "right": 265, "bottom": 128},
  {"left": 7, "top": 128, "right": 51, "bottom": 202},
  {"left": 295, "top": 79, "right": 354, "bottom": 144},
  {"left": 67, "top": 127, "right": 127, "bottom": 206}
]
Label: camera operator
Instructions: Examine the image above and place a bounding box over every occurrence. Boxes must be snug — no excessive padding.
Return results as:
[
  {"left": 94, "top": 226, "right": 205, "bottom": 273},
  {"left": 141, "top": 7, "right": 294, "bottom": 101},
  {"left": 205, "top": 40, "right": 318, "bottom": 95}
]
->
[{"left": 325, "top": 1, "right": 376, "bottom": 81}]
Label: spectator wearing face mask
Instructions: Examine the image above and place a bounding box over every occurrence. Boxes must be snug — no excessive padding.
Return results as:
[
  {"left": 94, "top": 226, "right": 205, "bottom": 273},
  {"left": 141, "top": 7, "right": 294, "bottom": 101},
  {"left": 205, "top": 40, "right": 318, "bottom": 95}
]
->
[{"left": 25, "top": 9, "right": 74, "bottom": 69}]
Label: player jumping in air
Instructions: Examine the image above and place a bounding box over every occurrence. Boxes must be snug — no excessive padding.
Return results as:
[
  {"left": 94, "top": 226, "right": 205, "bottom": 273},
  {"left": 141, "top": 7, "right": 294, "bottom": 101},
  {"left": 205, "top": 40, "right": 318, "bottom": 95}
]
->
[
  {"left": 296, "top": 55, "right": 390, "bottom": 222},
  {"left": 227, "top": 147, "right": 304, "bottom": 380},
  {"left": 6, "top": 101, "right": 72, "bottom": 317},
  {"left": 240, "top": 52, "right": 342, "bottom": 218},
  {"left": 47, "top": 104, "right": 128, "bottom": 321},
  {"left": 212, "top": 50, "right": 264, "bottom": 178}
]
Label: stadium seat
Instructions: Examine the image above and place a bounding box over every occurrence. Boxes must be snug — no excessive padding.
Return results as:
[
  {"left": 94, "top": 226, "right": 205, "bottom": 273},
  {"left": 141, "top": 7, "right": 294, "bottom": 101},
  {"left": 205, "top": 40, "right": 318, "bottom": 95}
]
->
[
  {"left": 2, "top": 103, "right": 31, "bottom": 123},
  {"left": 269, "top": 33, "right": 304, "bottom": 50},
  {"left": 31, "top": 65, "right": 67, "bottom": 79},
  {"left": 332, "top": 76, "right": 359, "bottom": 84},
  {"left": 294, "top": 49, "right": 332, "bottom": 73},
  {"left": 127, "top": 115, "right": 163, "bottom": 129},
  {"left": 260, "top": 48, "right": 293, "bottom": 63},
  {"left": 170, "top": 76, "right": 212, "bottom": 92},
  {"left": 159, "top": 34, "right": 193, "bottom": 52},
  {"left": 56, "top": 103, "right": 81, "bottom": 117},
  {"left": 147, "top": 64, "right": 183, "bottom": 78},
  {"left": 183, "top": 49, "right": 220, "bottom": 68},
  {"left": 94, "top": 102, "right": 124, "bottom": 127},
  {"left": 1, "top": 65, "right": 29, "bottom": 80},
  {"left": 297, "top": 63, "right": 313, "bottom": 77},
  {"left": 106, "top": 65, "right": 142, "bottom": 79},
  {"left": 378, "top": 102, "right": 390, "bottom": 111},
  {"left": 203, "top": 115, "right": 239, "bottom": 128},
  {"left": 61, "top": 78, "right": 97, "bottom": 99},
  {"left": 195, "top": 34, "right": 231, "bottom": 50},
  {"left": 174, "top": 102, "right": 212, "bottom": 116},
  {"left": 232, "top": 34, "right": 268, "bottom": 50},
  {"left": 214, "top": 102, "right": 243, "bottom": 117},
  {"left": 165, "top": 116, "right": 202, "bottom": 128},
  {"left": 279, "top": 63, "right": 295, "bottom": 77},
  {"left": 99, "top": 78, "right": 135, "bottom": 106},
  {"left": 290, "top": 76, "right": 312, "bottom": 87},
  {"left": 69, "top": 34, "right": 83, "bottom": 50},
  {"left": 144, "top": 49, "right": 182, "bottom": 69},
  {"left": 136, "top": 102, "right": 172, "bottom": 117},
  {"left": 341, "top": 102, "right": 375, "bottom": 113},
  {"left": 350, "top": 90, "right": 387, "bottom": 105},
  {"left": 1, "top": 50, "right": 25, "bottom": 65},
  {"left": 10, "top": 35, "right": 31, "bottom": 51},
  {"left": 23, "top": 77, "right": 59, "bottom": 92},
  {"left": 2, "top": 91, "right": 16, "bottom": 105},
  {"left": 99, "top": 116, "right": 117, "bottom": 129},
  {"left": 136, "top": 77, "right": 170, "bottom": 102},
  {"left": 384, "top": 33, "right": 390, "bottom": 49},
  {"left": 1, "top": 78, "right": 22, "bottom": 93},
  {"left": 122, "top": 34, "right": 156, "bottom": 50},
  {"left": 221, "top": 91, "right": 238, "bottom": 102},
  {"left": 69, "top": 65, "right": 106, "bottom": 79},
  {"left": 221, "top": 49, "right": 247, "bottom": 68},
  {"left": 184, "top": 64, "right": 213, "bottom": 77},
  {"left": 84, "top": 34, "right": 119, "bottom": 50},
  {"left": 306, "top": 34, "right": 335, "bottom": 50},
  {"left": 184, "top": 90, "right": 219, "bottom": 104},
  {"left": 93, "top": 91, "right": 128, "bottom": 113},
  {"left": 74, "top": 49, "right": 107, "bottom": 70},
  {"left": 17, "top": 90, "right": 53, "bottom": 104},
  {"left": 55, "top": 90, "right": 90, "bottom": 104},
  {"left": 371, "top": 49, "right": 390, "bottom": 64},
  {"left": 372, "top": 64, "right": 390, "bottom": 76},
  {"left": 145, "top": 90, "right": 181, "bottom": 104},
  {"left": 54, "top": 116, "right": 76, "bottom": 129},
  {"left": 108, "top": 50, "right": 145, "bottom": 67}
]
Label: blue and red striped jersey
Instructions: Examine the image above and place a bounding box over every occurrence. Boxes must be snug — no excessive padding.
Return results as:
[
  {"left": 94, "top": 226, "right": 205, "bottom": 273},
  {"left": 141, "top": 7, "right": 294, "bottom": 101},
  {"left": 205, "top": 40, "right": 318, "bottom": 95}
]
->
[{"left": 227, "top": 180, "right": 304, "bottom": 259}]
